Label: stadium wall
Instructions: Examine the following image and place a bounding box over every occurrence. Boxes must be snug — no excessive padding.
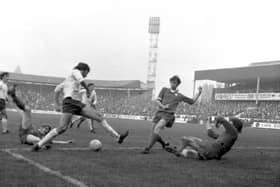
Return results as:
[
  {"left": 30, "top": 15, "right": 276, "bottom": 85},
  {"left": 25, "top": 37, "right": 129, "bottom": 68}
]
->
[{"left": 7, "top": 109, "right": 280, "bottom": 130}]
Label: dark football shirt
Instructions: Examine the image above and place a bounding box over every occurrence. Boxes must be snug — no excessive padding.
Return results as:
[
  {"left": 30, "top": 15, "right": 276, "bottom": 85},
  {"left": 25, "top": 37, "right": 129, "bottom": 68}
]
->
[
  {"left": 19, "top": 125, "right": 44, "bottom": 139},
  {"left": 207, "top": 118, "right": 239, "bottom": 158},
  {"left": 157, "top": 87, "right": 194, "bottom": 113}
]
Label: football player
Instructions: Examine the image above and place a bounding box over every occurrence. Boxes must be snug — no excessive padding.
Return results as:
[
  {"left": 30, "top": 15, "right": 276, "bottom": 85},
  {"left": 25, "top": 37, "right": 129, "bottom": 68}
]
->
[
  {"left": 142, "top": 75, "right": 202, "bottom": 154},
  {"left": 0, "top": 72, "right": 9, "bottom": 134},
  {"left": 33, "top": 62, "right": 129, "bottom": 151},
  {"left": 166, "top": 116, "right": 243, "bottom": 160},
  {"left": 8, "top": 85, "right": 73, "bottom": 146},
  {"left": 70, "top": 83, "right": 97, "bottom": 133}
]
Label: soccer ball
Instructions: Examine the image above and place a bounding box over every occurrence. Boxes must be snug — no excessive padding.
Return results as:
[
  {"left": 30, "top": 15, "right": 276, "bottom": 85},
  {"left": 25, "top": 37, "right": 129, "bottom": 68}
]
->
[{"left": 89, "top": 139, "right": 102, "bottom": 151}]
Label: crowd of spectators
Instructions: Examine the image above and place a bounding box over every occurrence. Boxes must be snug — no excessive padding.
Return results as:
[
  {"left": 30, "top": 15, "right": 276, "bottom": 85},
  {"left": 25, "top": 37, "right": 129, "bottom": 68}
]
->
[
  {"left": 7, "top": 84, "right": 280, "bottom": 122},
  {"left": 7, "top": 84, "right": 56, "bottom": 111},
  {"left": 215, "top": 82, "right": 280, "bottom": 93}
]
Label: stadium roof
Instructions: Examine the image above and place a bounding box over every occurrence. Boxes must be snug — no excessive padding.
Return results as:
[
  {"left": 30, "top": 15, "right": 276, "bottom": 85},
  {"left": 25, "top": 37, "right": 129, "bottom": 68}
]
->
[
  {"left": 195, "top": 63, "right": 280, "bottom": 83},
  {"left": 5, "top": 72, "right": 144, "bottom": 89},
  {"left": 87, "top": 80, "right": 143, "bottom": 89}
]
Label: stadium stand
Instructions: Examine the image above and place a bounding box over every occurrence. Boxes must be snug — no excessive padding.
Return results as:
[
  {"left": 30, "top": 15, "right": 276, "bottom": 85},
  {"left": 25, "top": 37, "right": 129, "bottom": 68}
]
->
[
  {"left": 2, "top": 61, "right": 280, "bottom": 123},
  {"left": 194, "top": 61, "right": 280, "bottom": 122},
  {"left": 6, "top": 72, "right": 152, "bottom": 114}
]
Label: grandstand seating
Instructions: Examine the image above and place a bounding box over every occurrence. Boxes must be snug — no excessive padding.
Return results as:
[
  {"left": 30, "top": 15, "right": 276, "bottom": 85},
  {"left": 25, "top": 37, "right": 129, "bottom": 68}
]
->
[{"left": 7, "top": 83, "right": 280, "bottom": 122}]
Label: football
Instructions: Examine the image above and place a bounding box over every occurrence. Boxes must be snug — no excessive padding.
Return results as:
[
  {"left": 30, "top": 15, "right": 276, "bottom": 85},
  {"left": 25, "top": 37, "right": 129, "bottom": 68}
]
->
[{"left": 89, "top": 139, "right": 102, "bottom": 151}]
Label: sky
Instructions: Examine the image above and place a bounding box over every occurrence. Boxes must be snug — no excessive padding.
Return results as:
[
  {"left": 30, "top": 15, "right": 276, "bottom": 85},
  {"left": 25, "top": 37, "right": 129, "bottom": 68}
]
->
[{"left": 0, "top": 0, "right": 280, "bottom": 95}]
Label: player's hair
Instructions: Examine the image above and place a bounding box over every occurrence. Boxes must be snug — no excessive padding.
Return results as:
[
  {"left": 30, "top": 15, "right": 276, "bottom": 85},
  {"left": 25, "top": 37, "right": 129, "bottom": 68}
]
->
[
  {"left": 169, "top": 75, "right": 181, "bottom": 85},
  {"left": 74, "top": 62, "right": 90, "bottom": 72},
  {"left": 230, "top": 118, "right": 243, "bottom": 133},
  {"left": 41, "top": 124, "right": 52, "bottom": 134},
  {"left": 0, "top": 72, "right": 9, "bottom": 80}
]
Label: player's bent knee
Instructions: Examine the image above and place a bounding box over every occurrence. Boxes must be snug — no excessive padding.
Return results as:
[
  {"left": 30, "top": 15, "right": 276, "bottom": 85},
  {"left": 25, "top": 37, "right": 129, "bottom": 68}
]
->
[{"left": 153, "top": 120, "right": 166, "bottom": 133}]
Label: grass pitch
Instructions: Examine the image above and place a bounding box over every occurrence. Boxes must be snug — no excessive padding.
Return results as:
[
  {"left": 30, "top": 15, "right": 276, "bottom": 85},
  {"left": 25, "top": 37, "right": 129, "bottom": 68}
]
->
[{"left": 0, "top": 111, "right": 279, "bottom": 187}]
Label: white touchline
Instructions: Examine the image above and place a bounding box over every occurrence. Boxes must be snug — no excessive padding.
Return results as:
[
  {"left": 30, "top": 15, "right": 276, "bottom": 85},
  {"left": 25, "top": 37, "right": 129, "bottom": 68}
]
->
[
  {"left": 3, "top": 149, "right": 90, "bottom": 187},
  {"left": 1, "top": 145, "right": 279, "bottom": 186}
]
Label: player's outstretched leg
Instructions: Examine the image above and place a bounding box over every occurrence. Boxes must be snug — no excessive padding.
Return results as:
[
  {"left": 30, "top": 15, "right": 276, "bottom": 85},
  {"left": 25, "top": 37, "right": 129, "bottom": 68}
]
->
[
  {"left": 80, "top": 105, "right": 129, "bottom": 144},
  {"left": 157, "top": 135, "right": 170, "bottom": 149},
  {"left": 142, "top": 119, "right": 166, "bottom": 154},
  {"left": 164, "top": 136, "right": 200, "bottom": 158},
  {"left": 33, "top": 113, "right": 72, "bottom": 151},
  {"left": 8, "top": 85, "right": 26, "bottom": 111},
  {"left": 178, "top": 136, "right": 202, "bottom": 152}
]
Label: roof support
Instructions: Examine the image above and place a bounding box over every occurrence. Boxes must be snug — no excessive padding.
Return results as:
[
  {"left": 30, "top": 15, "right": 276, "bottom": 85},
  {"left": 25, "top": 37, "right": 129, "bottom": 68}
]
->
[
  {"left": 256, "top": 77, "right": 260, "bottom": 105},
  {"left": 193, "top": 80, "right": 196, "bottom": 98}
]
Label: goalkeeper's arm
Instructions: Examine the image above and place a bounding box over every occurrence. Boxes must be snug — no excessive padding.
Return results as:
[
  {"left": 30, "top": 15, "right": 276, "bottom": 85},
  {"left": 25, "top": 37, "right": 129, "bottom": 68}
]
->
[{"left": 206, "top": 120, "right": 219, "bottom": 139}]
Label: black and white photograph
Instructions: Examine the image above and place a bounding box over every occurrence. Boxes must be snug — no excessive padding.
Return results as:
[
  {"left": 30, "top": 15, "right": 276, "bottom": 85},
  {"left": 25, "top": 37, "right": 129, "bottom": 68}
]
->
[{"left": 0, "top": 0, "right": 279, "bottom": 186}]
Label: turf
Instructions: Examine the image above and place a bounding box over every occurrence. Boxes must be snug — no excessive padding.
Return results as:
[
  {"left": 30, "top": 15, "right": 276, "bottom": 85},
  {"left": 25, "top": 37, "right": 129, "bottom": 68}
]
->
[
  {"left": 0, "top": 111, "right": 279, "bottom": 187},
  {"left": 0, "top": 152, "right": 73, "bottom": 187}
]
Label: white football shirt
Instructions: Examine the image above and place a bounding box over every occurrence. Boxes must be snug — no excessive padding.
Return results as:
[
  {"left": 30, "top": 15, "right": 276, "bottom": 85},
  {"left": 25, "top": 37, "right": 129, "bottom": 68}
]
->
[
  {"left": 0, "top": 80, "right": 8, "bottom": 100},
  {"left": 54, "top": 69, "right": 85, "bottom": 100}
]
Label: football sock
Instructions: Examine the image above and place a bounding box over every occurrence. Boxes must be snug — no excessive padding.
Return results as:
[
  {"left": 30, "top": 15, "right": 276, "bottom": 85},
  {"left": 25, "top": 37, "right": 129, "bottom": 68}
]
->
[
  {"left": 38, "top": 128, "right": 58, "bottom": 147},
  {"left": 157, "top": 135, "right": 166, "bottom": 148},
  {"left": 2, "top": 119, "right": 8, "bottom": 132},
  {"left": 101, "top": 120, "right": 120, "bottom": 139},
  {"left": 147, "top": 133, "right": 159, "bottom": 150}
]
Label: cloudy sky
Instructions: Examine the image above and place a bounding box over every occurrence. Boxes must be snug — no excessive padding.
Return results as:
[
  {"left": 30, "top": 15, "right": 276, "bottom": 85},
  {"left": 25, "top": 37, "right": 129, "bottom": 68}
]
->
[{"left": 0, "top": 0, "right": 280, "bottom": 95}]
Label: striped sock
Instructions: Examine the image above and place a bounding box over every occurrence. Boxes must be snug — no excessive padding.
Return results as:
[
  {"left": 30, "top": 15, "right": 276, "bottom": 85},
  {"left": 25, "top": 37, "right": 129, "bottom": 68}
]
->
[{"left": 38, "top": 128, "right": 58, "bottom": 147}]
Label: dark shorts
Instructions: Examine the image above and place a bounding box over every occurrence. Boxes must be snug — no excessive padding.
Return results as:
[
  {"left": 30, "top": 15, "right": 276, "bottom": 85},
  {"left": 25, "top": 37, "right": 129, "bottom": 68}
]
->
[
  {"left": 198, "top": 142, "right": 223, "bottom": 160},
  {"left": 19, "top": 127, "right": 32, "bottom": 145},
  {"left": 62, "top": 97, "right": 86, "bottom": 115},
  {"left": 0, "top": 99, "right": 7, "bottom": 119},
  {"left": 153, "top": 111, "right": 175, "bottom": 128},
  {"left": 0, "top": 99, "right": 6, "bottom": 111}
]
